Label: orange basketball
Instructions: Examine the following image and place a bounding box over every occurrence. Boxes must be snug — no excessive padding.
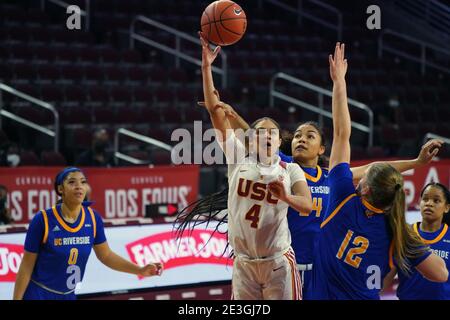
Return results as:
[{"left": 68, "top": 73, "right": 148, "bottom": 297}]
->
[{"left": 201, "top": 0, "right": 247, "bottom": 46}]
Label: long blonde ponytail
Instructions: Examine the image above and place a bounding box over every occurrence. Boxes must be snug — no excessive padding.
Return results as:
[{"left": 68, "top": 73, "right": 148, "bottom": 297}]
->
[{"left": 366, "top": 163, "right": 428, "bottom": 274}]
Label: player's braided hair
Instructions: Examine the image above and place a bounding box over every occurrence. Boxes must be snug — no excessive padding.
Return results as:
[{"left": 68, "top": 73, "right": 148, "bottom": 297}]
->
[
  {"left": 420, "top": 182, "right": 450, "bottom": 226},
  {"left": 174, "top": 187, "right": 230, "bottom": 257}
]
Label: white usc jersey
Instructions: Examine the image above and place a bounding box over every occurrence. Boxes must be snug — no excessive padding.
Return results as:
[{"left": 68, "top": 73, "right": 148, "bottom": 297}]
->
[{"left": 220, "top": 133, "right": 307, "bottom": 259}]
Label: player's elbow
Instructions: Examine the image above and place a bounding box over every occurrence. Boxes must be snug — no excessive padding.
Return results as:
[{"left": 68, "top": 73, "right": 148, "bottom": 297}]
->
[
  {"left": 301, "top": 199, "right": 313, "bottom": 215},
  {"left": 432, "top": 264, "right": 449, "bottom": 283},
  {"left": 420, "top": 255, "right": 449, "bottom": 283},
  {"left": 427, "top": 267, "right": 448, "bottom": 283}
]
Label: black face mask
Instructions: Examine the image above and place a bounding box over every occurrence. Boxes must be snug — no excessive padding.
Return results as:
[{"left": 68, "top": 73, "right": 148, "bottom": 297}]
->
[{"left": 93, "top": 141, "right": 108, "bottom": 153}]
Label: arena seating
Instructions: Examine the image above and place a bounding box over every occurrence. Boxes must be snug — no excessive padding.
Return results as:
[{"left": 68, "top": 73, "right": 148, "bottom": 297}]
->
[{"left": 0, "top": 0, "right": 448, "bottom": 166}]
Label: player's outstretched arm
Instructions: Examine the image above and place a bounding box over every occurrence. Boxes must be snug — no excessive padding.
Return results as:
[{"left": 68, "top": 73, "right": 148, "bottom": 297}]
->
[
  {"left": 94, "top": 242, "right": 163, "bottom": 277},
  {"left": 350, "top": 139, "right": 444, "bottom": 182},
  {"left": 328, "top": 43, "right": 350, "bottom": 171},
  {"left": 198, "top": 100, "right": 250, "bottom": 131},
  {"left": 199, "top": 32, "right": 232, "bottom": 142},
  {"left": 13, "top": 251, "right": 37, "bottom": 299}
]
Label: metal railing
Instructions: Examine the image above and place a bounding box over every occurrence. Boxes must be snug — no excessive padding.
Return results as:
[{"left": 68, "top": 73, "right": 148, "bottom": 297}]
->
[
  {"left": 41, "top": 0, "right": 90, "bottom": 31},
  {"left": 260, "top": 0, "right": 342, "bottom": 39},
  {"left": 0, "top": 83, "right": 59, "bottom": 152},
  {"left": 114, "top": 128, "right": 173, "bottom": 166},
  {"left": 423, "top": 133, "right": 450, "bottom": 145},
  {"left": 270, "top": 73, "right": 374, "bottom": 147},
  {"left": 378, "top": 29, "right": 450, "bottom": 75},
  {"left": 393, "top": 0, "right": 450, "bottom": 45},
  {"left": 130, "top": 16, "right": 228, "bottom": 88}
]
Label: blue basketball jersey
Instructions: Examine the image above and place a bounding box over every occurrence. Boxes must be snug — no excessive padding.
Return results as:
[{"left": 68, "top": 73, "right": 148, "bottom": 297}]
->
[
  {"left": 288, "top": 166, "right": 329, "bottom": 264},
  {"left": 397, "top": 223, "right": 450, "bottom": 300},
  {"left": 278, "top": 152, "right": 330, "bottom": 264},
  {"left": 278, "top": 152, "right": 293, "bottom": 163},
  {"left": 308, "top": 163, "right": 430, "bottom": 300},
  {"left": 23, "top": 204, "right": 106, "bottom": 298}
]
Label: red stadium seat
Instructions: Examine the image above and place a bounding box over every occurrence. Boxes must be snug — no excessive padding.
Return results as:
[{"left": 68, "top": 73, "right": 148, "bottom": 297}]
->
[
  {"left": 19, "top": 150, "right": 41, "bottom": 166},
  {"left": 88, "top": 86, "right": 109, "bottom": 104},
  {"left": 33, "top": 46, "right": 58, "bottom": 63},
  {"left": 84, "top": 65, "right": 104, "bottom": 83},
  {"left": 127, "top": 66, "right": 149, "bottom": 84},
  {"left": 99, "top": 48, "right": 121, "bottom": 65},
  {"left": 36, "top": 65, "right": 60, "bottom": 83},
  {"left": 73, "top": 128, "right": 93, "bottom": 148},
  {"left": 149, "top": 67, "right": 168, "bottom": 85},
  {"left": 133, "top": 87, "right": 154, "bottom": 105},
  {"left": 60, "top": 105, "right": 92, "bottom": 125},
  {"left": 110, "top": 86, "right": 133, "bottom": 105},
  {"left": 60, "top": 65, "right": 84, "bottom": 83},
  {"left": 40, "top": 85, "right": 64, "bottom": 103},
  {"left": 9, "top": 44, "right": 34, "bottom": 62},
  {"left": 64, "top": 85, "right": 87, "bottom": 104},
  {"left": 93, "top": 106, "right": 117, "bottom": 124},
  {"left": 104, "top": 66, "right": 126, "bottom": 84},
  {"left": 13, "top": 63, "right": 37, "bottom": 82},
  {"left": 29, "top": 27, "right": 51, "bottom": 44},
  {"left": 175, "top": 88, "right": 193, "bottom": 107},
  {"left": 56, "top": 47, "right": 79, "bottom": 64},
  {"left": 121, "top": 50, "right": 142, "bottom": 64},
  {"left": 154, "top": 88, "right": 173, "bottom": 107},
  {"left": 117, "top": 105, "right": 141, "bottom": 124},
  {"left": 152, "top": 150, "right": 172, "bottom": 165},
  {"left": 162, "top": 107, "right": 182, "bottom": 123},
  {"left": 40, "top": 151, "right": 67, "bottom": 166},
  {"left": 78, "top": 48, "right": 102, "bottom": 64}
]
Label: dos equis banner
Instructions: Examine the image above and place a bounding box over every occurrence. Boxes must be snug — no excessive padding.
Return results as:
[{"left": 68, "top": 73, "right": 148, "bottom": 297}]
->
[{"left": 0, "top": 165, "right": 199, "bottom": 224}]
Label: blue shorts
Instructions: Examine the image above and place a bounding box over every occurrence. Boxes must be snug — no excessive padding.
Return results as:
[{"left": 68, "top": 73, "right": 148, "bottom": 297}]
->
[
  {"left": 300, "top": 269, "right": 313, "bottom": 300},
  {"left": 23, "top": 280, "right": 76, "bottom": 300}
]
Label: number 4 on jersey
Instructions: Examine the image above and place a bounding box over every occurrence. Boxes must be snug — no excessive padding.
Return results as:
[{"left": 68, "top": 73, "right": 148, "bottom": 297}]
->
[
  {"left": 300, "top": 197, "right": 322, "bottom": 217},
  {"left": 245, "top": 204, "right": 262, "bottom": 228}
]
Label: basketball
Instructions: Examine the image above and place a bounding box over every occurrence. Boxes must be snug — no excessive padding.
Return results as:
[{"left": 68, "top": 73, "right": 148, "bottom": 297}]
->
[{"left": 201, "top": 0, "right": 247, "bottom": 46}]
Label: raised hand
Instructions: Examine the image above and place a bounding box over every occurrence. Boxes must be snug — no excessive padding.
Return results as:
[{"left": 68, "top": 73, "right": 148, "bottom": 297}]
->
[
  {"left": 199, "top": 31, "right": 221, "bottom": 68},
  {"left": 417, "top": 139, "right": 444, "bottom": 165},
  {"left": 329, "top": 42, "right": 348, "bottom": 82}
]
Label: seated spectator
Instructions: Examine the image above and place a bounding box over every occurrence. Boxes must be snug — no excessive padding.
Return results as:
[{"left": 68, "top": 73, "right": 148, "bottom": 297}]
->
[
  {"left": 75, "top": 129, "right": 114, "bottom": 167},
  {"left": 1, "top": 143, "right": 21, "bottom": 167}
]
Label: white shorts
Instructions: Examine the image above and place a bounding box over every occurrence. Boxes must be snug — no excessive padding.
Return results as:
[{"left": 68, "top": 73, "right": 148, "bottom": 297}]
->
[{"left": 231, "top": 247, "right": 302, "bottom": 300}]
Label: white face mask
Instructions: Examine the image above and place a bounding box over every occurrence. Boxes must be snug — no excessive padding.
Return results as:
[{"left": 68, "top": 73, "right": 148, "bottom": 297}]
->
[{"left": 7, "top": 154, "right": 20, "bottom": 167}]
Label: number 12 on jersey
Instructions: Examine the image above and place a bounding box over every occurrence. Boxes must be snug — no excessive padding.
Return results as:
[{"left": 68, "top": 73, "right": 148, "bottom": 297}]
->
[{"left": 336, "top": 230, "right": 370, "bottom": 268}]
